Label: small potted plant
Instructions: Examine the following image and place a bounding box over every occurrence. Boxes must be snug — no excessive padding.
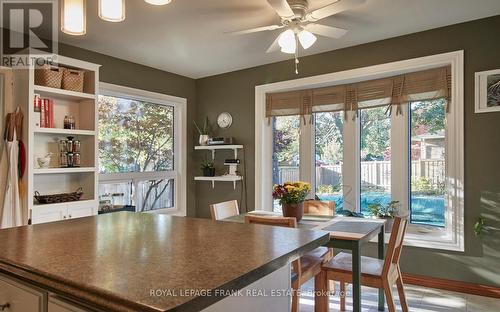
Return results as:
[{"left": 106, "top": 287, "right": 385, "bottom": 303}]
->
[
  {"left": 194, "top": 117, "right": 212, "bottom": 146},
  {"left": 272, "top": 181, "right": 311, "bottom": 222},
  {"left": 200, "top": 160, "right": 215, "bottom": 177},
  {"left": 367, "top": 200, "right": 400, "bottom": 232}
]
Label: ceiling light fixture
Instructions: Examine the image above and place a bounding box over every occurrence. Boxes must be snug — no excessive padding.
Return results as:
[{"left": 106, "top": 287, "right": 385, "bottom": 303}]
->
[
  {"left": 278, "top": 29, "right": 296, "bottom": 54},
  {"left": 144, "top": 0, "right": 173, "bottom": 5},
  {"left": 61, "top": 0, "right": 86, "bottom": 36},
  {"left": 298, "top": 30, "right": 317, "bottom": 49},
  {"left": 98, "top": 0, "right": 126, "bottom": 22}
]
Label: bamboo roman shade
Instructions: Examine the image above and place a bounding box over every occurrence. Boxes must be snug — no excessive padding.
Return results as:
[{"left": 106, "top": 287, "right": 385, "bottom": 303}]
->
[{"left": 266, "top": 66, "right": 451, "bottom": 121}]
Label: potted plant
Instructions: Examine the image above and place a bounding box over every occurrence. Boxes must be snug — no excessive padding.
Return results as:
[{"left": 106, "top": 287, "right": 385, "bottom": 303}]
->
[
  {"left": 194, "top": 117, "right": 212, "bottom": 146},
  {"left": 272, "top": 181, "right": 311, "bottom": 222},
  {"left": 367, "top": 200, "right": 400, "bottom": 232},
  {"left": 200, "top": 160, "right": 215, "bottom": 177}
]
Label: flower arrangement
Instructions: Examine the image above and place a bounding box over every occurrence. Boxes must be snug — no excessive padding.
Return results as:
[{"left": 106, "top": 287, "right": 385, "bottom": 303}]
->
[{"left": 273, "top": 181, "right": 311, "bottom": 205}]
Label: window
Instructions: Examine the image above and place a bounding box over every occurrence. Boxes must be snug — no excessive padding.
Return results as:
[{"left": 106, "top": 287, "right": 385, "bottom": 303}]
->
[
  {"left": 256, "top": 51, "right": 464, "bottom": 251},
  {"left": 409, "top": 100, "right": 446, "bottom": 227},
  {"left": 98, "top": 83, "right": 186, "bottom": 215},
  {"left": 315, "top": 112, "right": 344, "bottom": 212},
  {"left": 359, "top": 107, "right": 392, "bottom": 215},
  {"left": 272, "top": 116, "right": 301, "bottom": 212}
]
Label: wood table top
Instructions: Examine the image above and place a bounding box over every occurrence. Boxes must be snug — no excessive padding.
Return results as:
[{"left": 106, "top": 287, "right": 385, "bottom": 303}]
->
[{"left": 225, "top": 211, "right": 385, "bottom": 241}]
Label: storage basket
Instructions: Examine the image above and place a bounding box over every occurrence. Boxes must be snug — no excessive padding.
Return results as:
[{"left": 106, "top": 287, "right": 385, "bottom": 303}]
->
[
  {"left": 35, "top": 65, "right": 63, "bottom": 88},
  {"left": 34, "top": 187, "right": 83, "bottom": 204},
  {"left": 62, "top": 68, "right": 85, "bottom": 92}
]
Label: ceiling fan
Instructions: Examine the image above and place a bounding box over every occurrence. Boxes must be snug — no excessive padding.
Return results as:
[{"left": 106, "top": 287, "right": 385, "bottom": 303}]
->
[{"left": 228, "top": 0, "right": 366, "bottom": 73}]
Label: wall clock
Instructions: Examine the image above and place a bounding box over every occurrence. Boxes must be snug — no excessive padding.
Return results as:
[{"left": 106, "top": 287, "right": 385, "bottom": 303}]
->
[{"left": 217, "top": 112, "right": 233, "bottom": 129}]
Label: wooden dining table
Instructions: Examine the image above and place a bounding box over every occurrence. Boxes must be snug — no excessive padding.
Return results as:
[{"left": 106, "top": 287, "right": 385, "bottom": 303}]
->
[{"left": 223, "top": 211, "right": 386, "bottom": 312}]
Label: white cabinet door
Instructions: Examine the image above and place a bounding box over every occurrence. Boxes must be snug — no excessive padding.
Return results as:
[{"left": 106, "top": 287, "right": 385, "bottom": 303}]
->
[
  {"left": 0, "top": 274, "right": 46, "bottom": 312},
  {"left": 31, "top": 205, "right": 67, "bottom": 225},
  {"left": 67, "top": 201, "right": 97, "bottom": 220}
]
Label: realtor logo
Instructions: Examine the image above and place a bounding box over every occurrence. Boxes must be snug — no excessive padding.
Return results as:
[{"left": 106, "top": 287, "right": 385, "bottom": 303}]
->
[{"left": 0, "top": 0, "right": 57, "bottom": 66}]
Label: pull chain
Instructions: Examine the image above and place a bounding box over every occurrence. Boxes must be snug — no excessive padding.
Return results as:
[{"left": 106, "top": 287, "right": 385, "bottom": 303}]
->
[{"left": 295, "top": 36, "right": 299, "bottom": 75}]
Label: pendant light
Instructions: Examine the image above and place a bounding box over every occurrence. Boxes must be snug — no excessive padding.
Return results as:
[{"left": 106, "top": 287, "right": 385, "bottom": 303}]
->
[
  {"left": 145, "top": 0, "right": 172, "bottom": 5},
  {"left": 61, "top": 0, "right": 86, "bottom": 36},
  {"left": 99, "top": 0, "right": 126, "bottom": 22}
]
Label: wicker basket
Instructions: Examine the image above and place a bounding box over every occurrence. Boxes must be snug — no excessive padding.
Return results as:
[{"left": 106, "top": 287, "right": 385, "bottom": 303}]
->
[
  {"left": 34, "top": 187, "right": 83, "bottom": 205},
  {"left": 35, "top": 65, "right": 63, "bottom": 88},
  {"left": 62, "top": 68, "right": 85, "bottom": 92}
]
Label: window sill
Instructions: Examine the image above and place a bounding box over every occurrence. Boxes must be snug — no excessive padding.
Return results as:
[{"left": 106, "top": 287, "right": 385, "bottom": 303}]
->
[
  {"left": 144, "top": 207, "right": 186, "bottom": 216},
  {"left": 369, "top": 223, "right": 464, "bottom": 252}
]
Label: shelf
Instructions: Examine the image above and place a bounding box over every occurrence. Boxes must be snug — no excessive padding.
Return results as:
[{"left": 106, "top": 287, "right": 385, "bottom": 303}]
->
[
  {"left": 34, "top": 167, "right": 96, "bottom": 174},
  {"left": 194, "top": 175, "right": 242, "bottom": 189},
  {"left": 34, "top": 85, "right": 95, "bottom": 101},
  {"left": 195, "top": 145, "right": 243, "bottom": 160},
  {"left": 194, "top": 145, "right": 243, "bottom": 150},
  {"left": 32, "top": 199, "right": 96, "bottom": 209},
  {"left": 34, "top": 128, "right": 96, "bottom": 136}
]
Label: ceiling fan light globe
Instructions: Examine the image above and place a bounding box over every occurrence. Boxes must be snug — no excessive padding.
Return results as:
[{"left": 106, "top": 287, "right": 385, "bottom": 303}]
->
[
  {"left": 144, "top": 0, "right": 172, "bottom": 5},
  {"left": 281, "top": 45, "right": 296, "bottom": 54},
  {"left": 278, "top": 29, "right": 297, "bottom": 53},
  {"left": 298, "top": 30, "right": 317, "bottom": 49}
]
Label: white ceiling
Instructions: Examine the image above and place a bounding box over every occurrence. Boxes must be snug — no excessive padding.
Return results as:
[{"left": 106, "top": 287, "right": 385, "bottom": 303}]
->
[{"left": 60, "top": 0, "right": 500, "bottom": 79}]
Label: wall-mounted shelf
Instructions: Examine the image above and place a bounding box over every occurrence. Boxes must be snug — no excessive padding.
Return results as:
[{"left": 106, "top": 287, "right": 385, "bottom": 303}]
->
[
  {"left": 194, "top": 175, "right": 242, "bottom": 189},
  {"left": 34, "top": 128, "right": 96, "bottom": 136},
  {"left": 194, "top": 145, "right": 243, "bottom": 160},
  {"left": 34, "top": 85, "right": 95, "bottom": 101}
]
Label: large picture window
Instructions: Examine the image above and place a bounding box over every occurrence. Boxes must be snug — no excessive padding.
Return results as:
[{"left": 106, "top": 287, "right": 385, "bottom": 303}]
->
[
  {"left": 260, "top": 51, "right": 464, "bottom": 251},
  {"left": 98, "top": 83, "right": 186, "bottom": 215}
]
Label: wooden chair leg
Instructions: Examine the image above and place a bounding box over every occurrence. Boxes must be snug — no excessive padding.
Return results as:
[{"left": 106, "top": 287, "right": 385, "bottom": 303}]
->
[
  {"left": 314, "top": 271, "right": 328, "bottom": 312},
  {"left": 339, "top": 281, "right": 346, "bottom": 312},
  {"left": 396, "top": 268, "right": 409, "bottom": 312},
  {"left": 291, "top": 280, "right": 299, "bottom": 312},
  {"left": 383, "top": 280, "right": 396, "bottom": 312}
]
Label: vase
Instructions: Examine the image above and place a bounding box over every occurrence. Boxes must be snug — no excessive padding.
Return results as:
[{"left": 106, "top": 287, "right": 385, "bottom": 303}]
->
[
  {"left": 199, "top": 135, "right": 209, "bottom": 146},
  {"left": 282, "top": 202, "right": 304, "bottom": 222},
  {"left": 203, "top": 167, "right": 216, "bottom": 177}
]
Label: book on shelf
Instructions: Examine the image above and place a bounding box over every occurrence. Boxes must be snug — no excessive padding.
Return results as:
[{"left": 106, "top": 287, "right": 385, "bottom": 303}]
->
[{"left": 34, "top": 95, "right": 54, "bottom": 128}]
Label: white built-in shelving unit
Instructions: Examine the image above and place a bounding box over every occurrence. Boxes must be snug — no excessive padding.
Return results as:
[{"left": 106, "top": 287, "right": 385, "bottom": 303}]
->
[
  {"left": 194, "top": 145, "right": 243, "bottom": 189},
  {"left": 14, "top": 54, "right": 100, "bottom": 225}
]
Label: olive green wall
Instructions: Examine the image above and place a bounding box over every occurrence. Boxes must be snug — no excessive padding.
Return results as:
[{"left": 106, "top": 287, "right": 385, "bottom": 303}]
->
[
  {"left": 195, "top": 15, "right": 500, "bottom": 286},
  {"left": 58, "top": 44, "right": 198, "bottom": 217}
]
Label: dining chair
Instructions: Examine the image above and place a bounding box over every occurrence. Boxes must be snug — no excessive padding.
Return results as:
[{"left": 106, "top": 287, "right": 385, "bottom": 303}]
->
[
  {"left": 245, "top": 215, "right": 333, "bottom": 312},
  {"left": 315, "top": 217, "right": 408, "bottom": 312},
  {"left": 304, "top": 200, "right": 335, "bottom": 216},
  {"left": 209, "top": 200, "right": 240, "bottom": 221}
]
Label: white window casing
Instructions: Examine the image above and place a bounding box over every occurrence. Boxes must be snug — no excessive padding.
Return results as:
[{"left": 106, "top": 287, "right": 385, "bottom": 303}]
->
[
  {"left": 255, "top": 51, "right": 464, "bottom": 252},
  {"left": 99, "top": 82, "right": 187, "bottom": 216}
]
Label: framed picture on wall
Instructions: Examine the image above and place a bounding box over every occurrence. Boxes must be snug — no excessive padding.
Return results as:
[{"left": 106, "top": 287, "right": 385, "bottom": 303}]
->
[{"left": 475, "top": 69, "right": 500, "bottom": 113}]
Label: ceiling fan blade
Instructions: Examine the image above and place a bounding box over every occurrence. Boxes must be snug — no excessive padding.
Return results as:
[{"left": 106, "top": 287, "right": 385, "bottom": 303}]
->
[
  {"left": 266, "top": 34, "right": 282, "bottom": 53},
  {"left": 306, "top": 0, "right": 366, "bottom": 22},
  {"left": 304, "top": 23, "right": 348, "bottom": 39},
  {"left": 227, "top": 25, "right": 283, "bottom": 35},
  {"left": 267, "top": 0, "right": 295, "bottom": 19}
]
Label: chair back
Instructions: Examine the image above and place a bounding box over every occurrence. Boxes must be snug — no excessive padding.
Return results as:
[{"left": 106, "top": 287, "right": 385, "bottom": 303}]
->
[
  {"left": 303, "top": 200, "right": 335, "bottom": 216},
  {"left": 244, "top": 215, "right": 300, "bottom": 278},
  {"left": 209, "top": 200, "right": 239, "bottom": 221},
  {"left": 244, "top": 215, "right": 297, "bottom": 228},
  {"left": 382, "top": 217, "right": 408, "bottom": 275}
]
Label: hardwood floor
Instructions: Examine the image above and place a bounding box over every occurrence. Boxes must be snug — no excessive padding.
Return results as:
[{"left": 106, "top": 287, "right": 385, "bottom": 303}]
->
[{"left": 299, "top": 279, "right": 500, "bottom": 311}]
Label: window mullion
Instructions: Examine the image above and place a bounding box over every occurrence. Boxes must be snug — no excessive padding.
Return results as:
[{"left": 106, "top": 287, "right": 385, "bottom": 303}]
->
[
  {"left": 299, "top": 118, "right": 314, "bottom": 197},
  {"left": 343, "top": 111, "right": 360, "bottom": 212},
  {"left": 391, "top": 105, "right": 410, "bottom": 217}
]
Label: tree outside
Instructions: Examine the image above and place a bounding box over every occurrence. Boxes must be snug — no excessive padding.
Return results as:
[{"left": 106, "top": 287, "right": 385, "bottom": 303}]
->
[{"left": 98, "top": 95, "right": 174, "bottom": 212}]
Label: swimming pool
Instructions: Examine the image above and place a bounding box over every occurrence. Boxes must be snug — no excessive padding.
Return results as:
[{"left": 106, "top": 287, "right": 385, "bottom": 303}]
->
[{"left": 318, "top": 193, "right": 445, "bottom": 227}]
